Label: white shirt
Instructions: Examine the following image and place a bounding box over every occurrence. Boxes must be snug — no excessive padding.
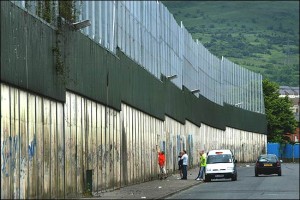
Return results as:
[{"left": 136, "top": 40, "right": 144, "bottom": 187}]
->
[{"left": 181, "top": 153, "right": 188, "bottom": 165}]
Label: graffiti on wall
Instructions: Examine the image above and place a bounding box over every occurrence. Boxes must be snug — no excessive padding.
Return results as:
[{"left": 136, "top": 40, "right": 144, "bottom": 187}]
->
[
  {"left": 1, "top": 134, "right": 37, "bottom": 178},
  {"left": 1, "top": 134, "right": 19, "bottom": 177},
  {"left": 188, "top": 134, "right": 193, "bottom": 165},
  {"left": 28, "top": 134, "right": 36, "bottom": 160},
  {"left": 160, "top": 141, "right": 166, "bottom": 152},
  {"left": 176, "top": 135, "right": 181, "bottom": 156},
  {"left": 1, "top": 84, "right": 268, "bottom": 199}
]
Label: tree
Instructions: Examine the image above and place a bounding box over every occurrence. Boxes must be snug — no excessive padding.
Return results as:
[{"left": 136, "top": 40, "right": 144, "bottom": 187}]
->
[{"left": 263, "top": 79, "right": 298, "bottom": 143}]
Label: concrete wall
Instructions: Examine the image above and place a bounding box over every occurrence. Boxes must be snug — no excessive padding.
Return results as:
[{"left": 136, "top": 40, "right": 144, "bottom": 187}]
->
[{"left": 1, "top": 83, "right": 267, "bottom": 199}]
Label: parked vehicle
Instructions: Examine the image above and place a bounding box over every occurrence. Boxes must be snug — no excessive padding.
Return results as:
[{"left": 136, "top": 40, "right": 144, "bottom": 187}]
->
[
  {"left": 205, "top": 149, "right": 237, "bottom": 182},
  {"left": 255, "top": 154, "right": 282, "bottom": 177}
]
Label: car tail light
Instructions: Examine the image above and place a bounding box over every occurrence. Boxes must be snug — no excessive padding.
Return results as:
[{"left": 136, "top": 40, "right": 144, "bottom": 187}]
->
[
  {"left": 276, "top": 161, "right": 280, "bottom": 166},
  {"left": 256, "top": 162, "right": 259, "bottom": 167}
]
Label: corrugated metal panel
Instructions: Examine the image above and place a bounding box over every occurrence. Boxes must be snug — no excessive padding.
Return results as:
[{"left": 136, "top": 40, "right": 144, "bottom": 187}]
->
[
  {"left": 19, "top": 90, "right": 28, "bottom": 199},
  {"left": 1, "top": 83, "right": 269, "bottom": 199},
  {"left": 267, "top": 143, "right": 300, "bottom": 159},
  {"left": 28, "top": 94, "right": 36, "bottom": 198},
  {"left": 114, "top": 110, "right": 121, "bottom": 189},
  {"left": 132, "top": 109, "right": 137, "bottom": 184},
  {"left": 75, "top": 95, "right": 83, "bottom": 194},
  {"left": 86, "top": 100, "right": 93, "bottom": 192},
  {"left": 115, "top": 109, "right": 121, "bottom": 187},
  {"left": 109, "top": 108, "right": 115, "bottom": 188},
  {"left": 43, "top": 99, "right": 51, "bottom": 198},
  {"left": 100, "top": 103, "right": 106, "bottom": 190},
  {"left": 293, "top": 144, "right": 300, "bottom": 158},
  {"left": 56, "top": 102, "right": 64, "bottom": 197},
  {"left": 35, "top": 96, "right": 44, "bottom": 198},
  {"left": 11, "top": 87, "right": 20, "bottom": 199},
  {"left": 96, "top": 104, "right": 102, "bottom": 192},
  {"left": 1, "top": 85, "right": 11, "bottom": 199},
  {"left": 64, "top": 92, "right": 71, "bottom": 196},
  {"left": 91, "top": 102, "right": 97, "bottom": 192},
  {"left": 128, "top": 105, "right": 133, "bottom": 184},
  {"left": 267, "top": 143, "right": 280, "bottom": 157},
  {"left": 50, "top": 101, "right": 58, "bottom": 198},
  {"left": 0, "top": 86, "right": 115, "bottom": 199}
]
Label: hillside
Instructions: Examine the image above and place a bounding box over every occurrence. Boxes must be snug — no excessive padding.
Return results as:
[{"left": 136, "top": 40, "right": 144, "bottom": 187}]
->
[{"left": 162, "top": 1, "right": 299, "bottom": 87}]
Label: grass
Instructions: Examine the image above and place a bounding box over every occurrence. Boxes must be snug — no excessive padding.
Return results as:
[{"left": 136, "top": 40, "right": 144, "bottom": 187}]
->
[{"left": 162, "top": 1, "right": 299, "bottom": 87}]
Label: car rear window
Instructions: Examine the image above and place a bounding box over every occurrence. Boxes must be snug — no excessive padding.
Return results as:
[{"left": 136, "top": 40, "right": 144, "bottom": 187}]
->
[{"left": 258, "top": 155, "right": 277, "bottom": 162}]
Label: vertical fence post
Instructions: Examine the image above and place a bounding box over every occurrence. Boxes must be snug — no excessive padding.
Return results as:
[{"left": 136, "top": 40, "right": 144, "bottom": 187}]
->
[{"left": 292, "top": 144, "right": 294, "bottom": 163}]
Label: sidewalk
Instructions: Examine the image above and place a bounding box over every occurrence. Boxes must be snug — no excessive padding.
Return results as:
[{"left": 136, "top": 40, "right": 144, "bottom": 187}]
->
[{"left": 83, "top": 163, "right": 253, "bottom": 199}]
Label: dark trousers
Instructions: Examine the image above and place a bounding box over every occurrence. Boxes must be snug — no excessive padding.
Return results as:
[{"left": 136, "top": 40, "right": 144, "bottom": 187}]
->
[{"left": 182, "top": 165, "right": 187, "bottom": 179}]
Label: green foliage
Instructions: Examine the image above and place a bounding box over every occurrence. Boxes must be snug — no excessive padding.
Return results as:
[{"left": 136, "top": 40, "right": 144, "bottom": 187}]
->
[
  {"left": 35, "top": 1, "right": 78, "bottom": 24},
  {"left": 162, "top": 1, "right": 299, "bottom": 87},
  {"left": 58, "top": 1, "right": 77, "bottom": 23},
  {"left": 36, "top": 1, "right": 53, "bottom": 23},
  {"left": 263, "top": 79, "right": 298, "bottom": 143},
  {"left": 34, "top": 1, "right": 79, "bottom": 86}
]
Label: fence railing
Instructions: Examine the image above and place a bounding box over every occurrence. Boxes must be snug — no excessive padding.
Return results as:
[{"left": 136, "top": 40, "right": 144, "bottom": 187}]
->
[
  {"left": 10, "top": 0, "right": 265, "bottom": 114},
  {"left": 267, "top": 143, "right": 300, "bottom": 161}
]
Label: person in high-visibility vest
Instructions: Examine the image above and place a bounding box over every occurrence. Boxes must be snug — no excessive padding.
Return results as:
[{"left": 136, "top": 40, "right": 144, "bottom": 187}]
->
[{"left": 195, "top": 150, "right": 207, "bottom": 181}]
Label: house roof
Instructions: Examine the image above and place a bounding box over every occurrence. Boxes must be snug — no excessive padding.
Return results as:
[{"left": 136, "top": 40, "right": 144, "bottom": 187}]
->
[{"left": 279, "top": 86, "right": 299, "bottom": 96}]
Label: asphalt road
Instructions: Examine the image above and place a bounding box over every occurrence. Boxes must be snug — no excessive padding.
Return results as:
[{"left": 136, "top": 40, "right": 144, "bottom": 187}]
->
[{"left": 167, "top": 163, "right": 299, "bottom": 199}]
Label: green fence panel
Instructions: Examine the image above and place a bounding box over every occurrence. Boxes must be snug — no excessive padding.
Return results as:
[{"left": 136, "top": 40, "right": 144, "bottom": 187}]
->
[
  {"left": 1, "top": 1, "right": 65, "bottom": 101},
  {"left": 224, "top": 103, "right": 267, "bottom": 134}
]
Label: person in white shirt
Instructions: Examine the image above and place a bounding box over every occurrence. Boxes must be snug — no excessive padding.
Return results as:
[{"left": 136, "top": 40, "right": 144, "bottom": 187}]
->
[{"left": 180, "top": 150, "right": 188, "bottom": 180}]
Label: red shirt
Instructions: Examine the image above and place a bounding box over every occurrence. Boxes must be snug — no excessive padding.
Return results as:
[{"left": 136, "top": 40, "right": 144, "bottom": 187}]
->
[{"left": 158, "top": 152, "right": 166, "bottom": 166}]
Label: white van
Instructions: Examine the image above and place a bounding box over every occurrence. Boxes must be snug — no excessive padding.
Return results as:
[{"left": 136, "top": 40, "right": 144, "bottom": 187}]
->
[{"left": 205, "top": 149, "right": 237, "bottom": 182}]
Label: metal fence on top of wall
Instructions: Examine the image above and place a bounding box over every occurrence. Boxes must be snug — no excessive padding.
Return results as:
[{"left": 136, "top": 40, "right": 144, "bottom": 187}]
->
[{"left": 10, "top": 0, "right": 265, "bottom": 114}]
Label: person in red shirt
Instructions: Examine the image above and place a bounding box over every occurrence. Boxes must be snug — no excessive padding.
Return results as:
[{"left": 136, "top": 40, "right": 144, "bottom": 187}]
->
[{"left": 156, "top": 145, "right": 167, "bottom": 180}]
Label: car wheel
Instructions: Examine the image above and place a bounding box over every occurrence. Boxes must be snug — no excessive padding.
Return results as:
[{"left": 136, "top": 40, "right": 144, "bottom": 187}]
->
[
  {"left": 255, "top": 170, "right": 258, "bottom": 177},
  {"left": 278, "top": 170, "right": 282, "bottom": 176}
]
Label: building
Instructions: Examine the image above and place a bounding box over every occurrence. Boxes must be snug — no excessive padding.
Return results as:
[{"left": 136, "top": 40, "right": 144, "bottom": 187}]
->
[
  {"left": 279, "top": 86, "right": 300, "bottom": 143},
  {"left": 279, "top": 86, "right": 299, "bottom": 121}
]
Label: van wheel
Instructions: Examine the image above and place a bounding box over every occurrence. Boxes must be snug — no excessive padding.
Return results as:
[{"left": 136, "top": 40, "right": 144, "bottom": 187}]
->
[
  {"left": 204, "top": 177, "right": 211, "bottom": 182},
  {"left": 231, "top": 174, "right": 237, "bottom": 181}
]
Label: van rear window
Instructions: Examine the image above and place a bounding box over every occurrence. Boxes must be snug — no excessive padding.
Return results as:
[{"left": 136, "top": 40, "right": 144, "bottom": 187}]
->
[{"left": 207, "top": 154, "right": 232, "bottom": 164}]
